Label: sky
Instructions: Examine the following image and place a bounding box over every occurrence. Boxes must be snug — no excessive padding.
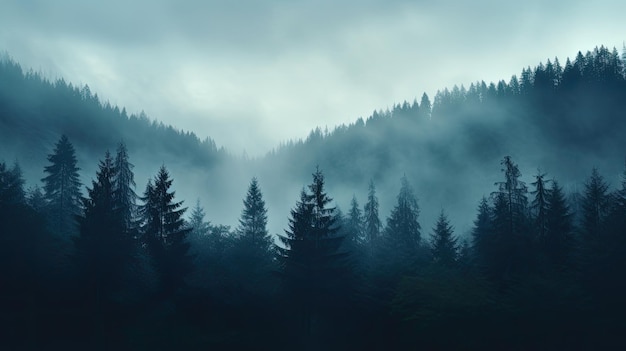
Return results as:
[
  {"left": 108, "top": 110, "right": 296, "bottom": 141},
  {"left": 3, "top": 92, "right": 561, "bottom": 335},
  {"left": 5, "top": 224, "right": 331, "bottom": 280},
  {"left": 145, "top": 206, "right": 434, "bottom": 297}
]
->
[{"left": 1, "top": 0, "right": 624, "bottom": 155}]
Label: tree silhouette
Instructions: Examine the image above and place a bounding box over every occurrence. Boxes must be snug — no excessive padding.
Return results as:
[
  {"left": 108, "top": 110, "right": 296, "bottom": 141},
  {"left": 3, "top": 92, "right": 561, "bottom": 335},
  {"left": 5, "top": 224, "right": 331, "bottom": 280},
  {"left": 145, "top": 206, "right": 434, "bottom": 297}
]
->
[
  {"left": 363, "top": 180, "right": 381, "bottom": 252},
  {"left": 276, "top": 168, "right": 347, "bottom": 337},
  {"left": 140, "top": 166, "right": 192, "bottom": 296},
  {"left": 42, "top": 135, "right": 82, "bottom": 237},
  {"left": 113, "top": 142, "right": 137, "bottom": 232},
  {"left": 429, "top": 210, "right": 458, "bottom": 267}
]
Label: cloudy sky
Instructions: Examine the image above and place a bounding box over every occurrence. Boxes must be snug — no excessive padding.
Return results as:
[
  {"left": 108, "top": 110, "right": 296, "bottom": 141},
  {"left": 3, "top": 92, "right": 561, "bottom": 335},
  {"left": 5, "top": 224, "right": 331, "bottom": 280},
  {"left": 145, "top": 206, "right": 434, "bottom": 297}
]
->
[{"left": 1, "top": 0, "right": 624, "bottom": 155}]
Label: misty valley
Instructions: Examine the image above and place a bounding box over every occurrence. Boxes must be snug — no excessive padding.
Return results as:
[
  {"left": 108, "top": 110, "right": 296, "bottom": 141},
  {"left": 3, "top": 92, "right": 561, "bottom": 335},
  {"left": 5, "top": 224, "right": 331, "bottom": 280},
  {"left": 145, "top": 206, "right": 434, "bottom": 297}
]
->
[{"left": 2, "top": 45, "right": 626, "bottom": 349}]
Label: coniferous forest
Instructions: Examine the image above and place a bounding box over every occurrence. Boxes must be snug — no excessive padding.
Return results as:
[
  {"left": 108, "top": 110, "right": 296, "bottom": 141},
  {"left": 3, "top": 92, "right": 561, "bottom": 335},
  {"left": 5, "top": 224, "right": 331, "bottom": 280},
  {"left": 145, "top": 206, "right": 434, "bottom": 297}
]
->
[{"left": 2, "top": 46, "right": 626, "bottom": 349}]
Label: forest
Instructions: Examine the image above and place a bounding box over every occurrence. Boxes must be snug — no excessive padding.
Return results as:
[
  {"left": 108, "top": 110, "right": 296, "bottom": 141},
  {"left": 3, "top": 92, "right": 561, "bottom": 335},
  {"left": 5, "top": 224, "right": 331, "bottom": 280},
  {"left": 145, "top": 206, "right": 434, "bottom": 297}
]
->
[{"left": 2, "top": 45, "right": 626, "bottom": 349}]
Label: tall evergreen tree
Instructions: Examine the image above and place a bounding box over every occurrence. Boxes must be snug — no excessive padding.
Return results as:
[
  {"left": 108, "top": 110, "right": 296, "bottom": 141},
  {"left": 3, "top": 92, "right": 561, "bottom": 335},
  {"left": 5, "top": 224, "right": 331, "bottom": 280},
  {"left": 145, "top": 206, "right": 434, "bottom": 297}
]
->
[
  {"left": 580, "top": 168, "right": 611, "bottom": 240},
  {"left": 429, "top": 210, "right": 458, "bottom": 267},
  {"left": 381, "top": 175, "right": 423, "bottom": 273},
  {"left": 346, "top": 195, "right": 364, "bottom": 245},
  {"left": 471, "top": 197, "right": 493, "bottom": 270},
  {"left": 42, "top": 135, "right": 82, "bottom": 236},
  {"left": 544, "top": 180, "right": 573, "bottom": 265},
  {"left": 73, "top": 151, "right": 134, "bottom": 302},
  {"left": 236, "top": 177, "right": 271, "bottom": 252},
  {"left": 531, "top": 171, "right": 550, "bottom": 244},
  {"left": 141, "top": 166, "right": 192, "bottom": 295},
  {"left": 113, "top": 142, "right": 137, "bottom": 232},
  {"left": 419, "top": 92, "right": 432, "bottom": 119},
  {"left": 188, "top": 199, "right": 210, "bottom": 239},
  {"left": 489, "top": 157, "right": 531, "bottom": 282},
  {"left": 385, "top": 175, "right": 421, "bottom": 249},
  {"left": 493, "top": 156, "right": 528, "bottom": 237},
  {"left": 276, "top": 168, "right": 347, "bottom": 335},
  {"left": 363, "top": 180, "right": 381, "bottom": 250}
]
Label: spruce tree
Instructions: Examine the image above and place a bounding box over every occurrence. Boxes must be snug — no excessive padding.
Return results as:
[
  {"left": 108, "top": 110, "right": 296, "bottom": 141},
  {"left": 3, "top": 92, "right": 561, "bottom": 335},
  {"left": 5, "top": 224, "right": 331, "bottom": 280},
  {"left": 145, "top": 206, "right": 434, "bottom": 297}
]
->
[
  {"left": 531, "top": 171, "right": 550, "bottom": 243},
  {"left": 381, "top": 175, "right": 422, "bottom": 274},
  {"left": 580, "top": 168, "right": 611, "bottom": 240},
  {"left": 188, "top": 199, "right": 210, "bottom": 239},
  {"left": 346, "top": 195, "right": 364, "bottom": 245},
  {"left": 232, "top": 177, "right": 274, "bottom": 294},
  {"left": 384, "top": 175, "right": 421, "bottom": 250},
  {"left": 141, "top": 166, "right": 192, "bottom": 295},
  {"left": 429, "top": 210, "right": 458, "bottom": 267},
  {"left": 544, "top": 180, "right": 572, "bottom": 265},
  {"left": 42, "top": 135, "right": 82, "bottom": 236},
  {"left": 73, "top": 151, "right": 134, "bottom": 301},
  {"left": 363, "top": 180, "right": 381, "bottom": 250},
  {"left": 471, "top": 197, "right": 493, "bottom": 270},
  {"left": 276, "top": 168, "right": 346, "bottom": 334},
  {"left": 113, "top": 142, "right": 137, "bottom": 232},
  {"left": 236, "top": 177, "right": 271, "bottom": 253}
]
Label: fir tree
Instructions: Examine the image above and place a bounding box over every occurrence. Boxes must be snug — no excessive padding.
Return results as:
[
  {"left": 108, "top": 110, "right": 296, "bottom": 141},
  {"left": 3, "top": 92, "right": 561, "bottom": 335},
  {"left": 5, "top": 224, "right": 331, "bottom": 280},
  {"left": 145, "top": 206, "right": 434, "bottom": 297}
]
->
[
  {"left": 471, "top": 197, "right": 493, "bottom": 270},
  {"left": 531, "top": 171, "right": 550, "bottom": 244},
  {"left": 236, "top": 177, "right": 271, "bottom": 252},
  {"left": 346, "top": 195, "right": 364, "bottom": 245},
  {"left": 42, "top": 135, "right": 82, "bottom": 236},
  {"left": 580, "top": 168, "right": 611, "bottom": 240},
  {"left": 544, "top": 180, "right": 572, "bottom": 265},
  {"left": 429, "top": 210, "right": 458, "bottom": 267},
  {"left": 276, "top": 168, "right": 347, "bottom": 335},
  {"left": 113, "top": 142, "right": 137, "bottom": 232},
  {"left": 384, "top": 175, "right": 421, "bottom": 250},
  {"left": 363, "top": 180, "right": 381, "bottom": 250},
  {"left": 188, "top": 199, "right": 210, "bottom": 239},
  {"left": 73, "top": 151, "right": 134, "bottom": 301},
  {"left": 141, "top": 166, "right": 192, "bottom": 295}
]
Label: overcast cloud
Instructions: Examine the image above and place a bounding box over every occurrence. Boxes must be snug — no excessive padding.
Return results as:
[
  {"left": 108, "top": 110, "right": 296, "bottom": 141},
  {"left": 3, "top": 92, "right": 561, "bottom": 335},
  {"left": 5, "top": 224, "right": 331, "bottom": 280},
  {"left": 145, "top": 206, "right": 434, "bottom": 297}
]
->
[{"left": 1, "top": 0, "right": 624, "bottom": 155}]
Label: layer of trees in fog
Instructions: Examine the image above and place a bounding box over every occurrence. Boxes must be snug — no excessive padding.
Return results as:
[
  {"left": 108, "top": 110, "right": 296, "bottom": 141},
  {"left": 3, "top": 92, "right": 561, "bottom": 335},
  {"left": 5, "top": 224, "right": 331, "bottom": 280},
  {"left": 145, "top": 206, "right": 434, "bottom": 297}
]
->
[{"left": 2, "top": 45, "right": 626, "bottom": 348}]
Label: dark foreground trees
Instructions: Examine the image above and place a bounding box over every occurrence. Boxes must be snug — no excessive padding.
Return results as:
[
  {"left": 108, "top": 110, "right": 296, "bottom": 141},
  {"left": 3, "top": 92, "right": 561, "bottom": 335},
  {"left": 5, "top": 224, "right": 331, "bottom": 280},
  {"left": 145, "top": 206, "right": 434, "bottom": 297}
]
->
[
  {"left": 42, "top": 134, "right": 82, "bottom": 237},
  {"left": 141, "top": 166, "right": 192, "bottom": 296},
  {"left": 277, "top": 168, "right": 350, "bottom": 342}
]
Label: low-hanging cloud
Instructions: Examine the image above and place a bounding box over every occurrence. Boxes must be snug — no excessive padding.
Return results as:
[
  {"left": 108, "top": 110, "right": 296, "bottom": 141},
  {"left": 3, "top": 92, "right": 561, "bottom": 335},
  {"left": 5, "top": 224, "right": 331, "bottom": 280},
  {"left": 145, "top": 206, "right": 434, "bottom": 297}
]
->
[{"left": 1, "top": 0, "right": 625, "bottom": 155}]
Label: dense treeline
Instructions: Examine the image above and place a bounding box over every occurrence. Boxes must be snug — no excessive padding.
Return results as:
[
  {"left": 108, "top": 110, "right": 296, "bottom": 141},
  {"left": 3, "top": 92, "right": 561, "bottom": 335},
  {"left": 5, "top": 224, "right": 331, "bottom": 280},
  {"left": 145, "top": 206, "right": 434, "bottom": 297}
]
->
[
  {"left": 261, "top": 46, "right": 626, "bottom": 232},
  {"left": 0, "top": 54, "right": 225, "bottom": 177},
  {"left": 3, "top": 46, "right": 626, "bottom": 235},
  {"left": 2, "top": 134, "right": 626, "bottom": 349},
  {"left": 2, "top": 45, "right": 626, "bottom": 348}
]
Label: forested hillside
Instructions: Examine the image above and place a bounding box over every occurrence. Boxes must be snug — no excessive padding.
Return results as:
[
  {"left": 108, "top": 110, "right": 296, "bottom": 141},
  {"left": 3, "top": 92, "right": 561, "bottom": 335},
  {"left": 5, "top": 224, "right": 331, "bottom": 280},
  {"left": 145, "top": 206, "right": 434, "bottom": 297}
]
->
[{"left": 2, "top": 45, "right": 626, "bottom": 349}]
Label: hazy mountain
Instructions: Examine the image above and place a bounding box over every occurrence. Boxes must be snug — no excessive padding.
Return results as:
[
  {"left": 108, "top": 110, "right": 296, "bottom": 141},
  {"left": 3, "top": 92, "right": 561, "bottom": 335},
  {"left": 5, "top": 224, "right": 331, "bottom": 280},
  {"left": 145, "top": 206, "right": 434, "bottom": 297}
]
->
[{"left": 2, "top": 46, "right": 626, "bottom": 235}]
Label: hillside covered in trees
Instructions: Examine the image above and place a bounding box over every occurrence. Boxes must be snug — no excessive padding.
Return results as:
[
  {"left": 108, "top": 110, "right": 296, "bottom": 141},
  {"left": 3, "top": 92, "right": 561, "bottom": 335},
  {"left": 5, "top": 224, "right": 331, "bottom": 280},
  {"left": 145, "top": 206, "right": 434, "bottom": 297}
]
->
[{"left": 2, "top": 45, "right": 626, "bottom": 349}]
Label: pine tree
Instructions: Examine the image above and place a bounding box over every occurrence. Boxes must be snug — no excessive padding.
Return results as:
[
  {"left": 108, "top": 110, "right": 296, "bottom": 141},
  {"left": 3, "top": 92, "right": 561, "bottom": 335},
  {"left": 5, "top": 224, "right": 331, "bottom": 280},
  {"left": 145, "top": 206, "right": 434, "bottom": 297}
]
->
[
  {"left": 113, "top": 142, "right": 137, "bottom": 232},
  {"left": 531, "top": 171, "right": 550, "bottom": 244},
  {"left": 544, "top": 180, "right": 572, "bottom": 265},
  {"left": 236, "top": 177, "right": 271, "bottom": 252},
  {"left": 188, "top": 199, "right": 210, "bottom": 239},
  {"left": 385, "top": 175, "right": 421, "bottom": 250},
  {"left": 276, "top": 168, "right": 347, "bottom": 334},
  {"left": 346, "top": 195, "right": 364, "bottom": 245},
  {"left": 419, "top": 92, "right": 432, "bottom": 119},
  {"left": 493, "top": 156, "right": 528, "bottom": 237},
  {"left": 42, "top": 135, "right": 82, "bottom": 236},
  {"left": 363, "top": 180, "right": 381, "bottom": 250},
  {"left": 429, "top": 210, "right": 458, "bottom": 267},
  {"left": 141, "top": 166, "right": 192, "bottom": 295},
  {"left": 580, "top": 168, "right": 611, "bottom": 240},
  {"left": 381, "top": 175, "right": 422, "bottom": 273},
  {"left": 73, "top": 151, "right": 135, "bottom": 300},
  {"left": 471, "top": 197, "right": 493, "bottom": 270}
]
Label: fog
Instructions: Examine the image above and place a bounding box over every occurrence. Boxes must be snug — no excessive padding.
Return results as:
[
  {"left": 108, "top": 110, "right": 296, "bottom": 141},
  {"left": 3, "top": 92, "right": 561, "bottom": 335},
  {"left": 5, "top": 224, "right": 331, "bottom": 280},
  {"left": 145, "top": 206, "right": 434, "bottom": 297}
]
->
[{"left": 1, "top": 0, "right": 624, "bottom": 154}]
